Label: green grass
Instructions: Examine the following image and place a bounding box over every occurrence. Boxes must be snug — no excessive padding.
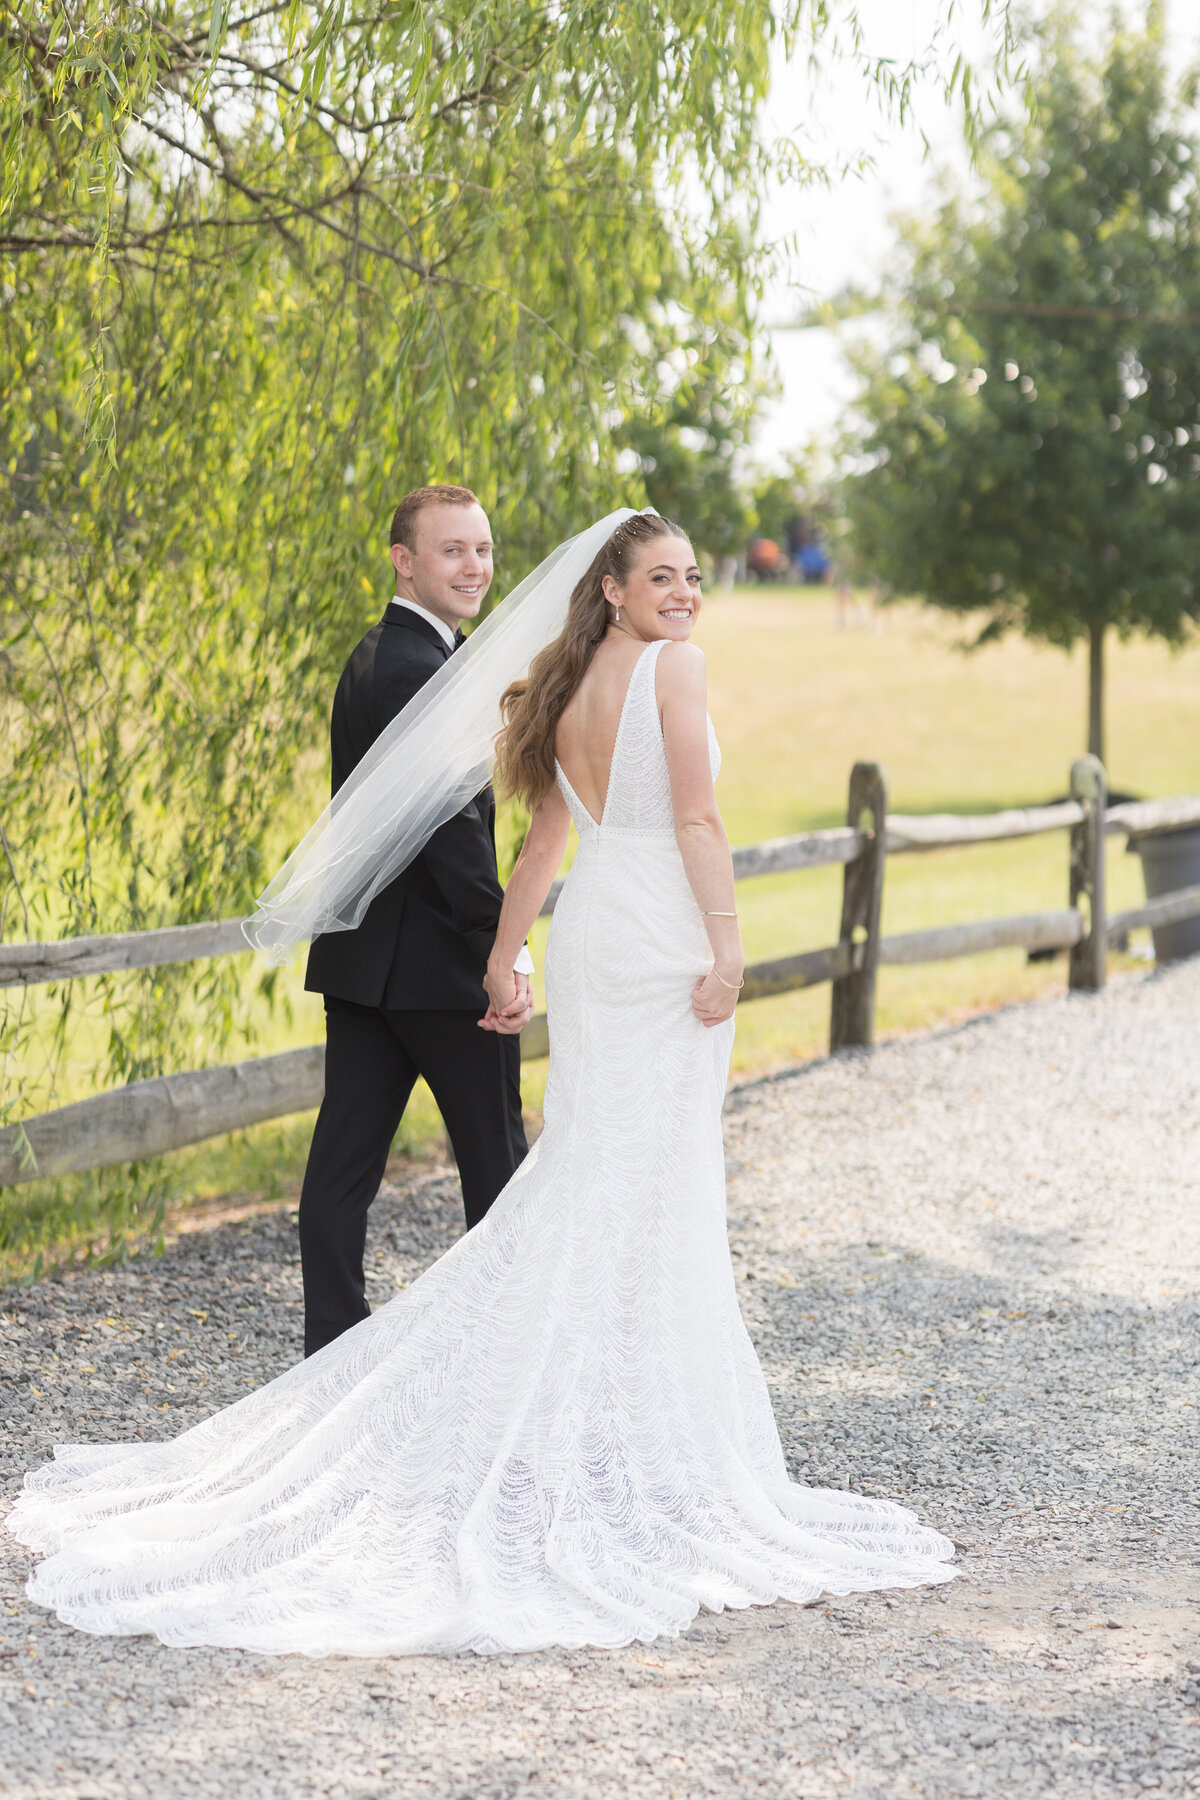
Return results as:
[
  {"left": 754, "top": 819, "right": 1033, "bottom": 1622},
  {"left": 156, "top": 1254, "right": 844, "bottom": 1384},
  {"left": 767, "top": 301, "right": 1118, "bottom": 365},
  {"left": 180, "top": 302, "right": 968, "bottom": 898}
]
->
[
  {"left": 5, "top": 586, "right": 1199, "bottom": 1277},
  {"left": 698, "top": 586, "right": 1198, "bottom": 1082}
]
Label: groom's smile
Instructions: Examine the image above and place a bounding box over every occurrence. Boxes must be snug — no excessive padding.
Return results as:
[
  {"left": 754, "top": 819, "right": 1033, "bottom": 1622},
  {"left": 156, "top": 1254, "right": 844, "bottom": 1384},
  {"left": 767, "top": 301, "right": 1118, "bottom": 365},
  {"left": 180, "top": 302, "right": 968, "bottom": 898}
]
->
[{"left": 389, "top": 497, "right": 495, "bottom": 633}]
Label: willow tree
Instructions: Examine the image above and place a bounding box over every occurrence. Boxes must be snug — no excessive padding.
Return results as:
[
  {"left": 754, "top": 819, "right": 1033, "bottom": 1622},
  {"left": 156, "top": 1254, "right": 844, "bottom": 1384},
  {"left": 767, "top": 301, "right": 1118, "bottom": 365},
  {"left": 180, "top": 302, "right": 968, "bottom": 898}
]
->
[
  {"left": 2, "top": 0, "right": 767, "bottom": 1139},
  {"left": 0, "top": 1, "right": 1013, "bottom": 1258},
  {"left": 2, "top": 0, "right": 771, "bottom": 926},
  {"left": 841, "top": 5, "right": 1200, "bottom": 770}
]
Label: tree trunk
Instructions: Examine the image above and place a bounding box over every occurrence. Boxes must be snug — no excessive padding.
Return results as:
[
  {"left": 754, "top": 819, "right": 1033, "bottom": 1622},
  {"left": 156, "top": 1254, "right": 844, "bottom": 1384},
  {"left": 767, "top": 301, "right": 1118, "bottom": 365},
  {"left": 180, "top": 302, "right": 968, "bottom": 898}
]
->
[{"left": 1087, "top": 620, "right": 1105, "bottom": 766}]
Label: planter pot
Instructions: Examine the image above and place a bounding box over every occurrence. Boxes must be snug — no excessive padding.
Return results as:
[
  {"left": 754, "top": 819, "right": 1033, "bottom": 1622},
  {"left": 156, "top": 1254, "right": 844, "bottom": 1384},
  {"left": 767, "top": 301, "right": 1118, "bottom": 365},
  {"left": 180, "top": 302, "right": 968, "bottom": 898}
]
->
[{"left": 1129, "top": 824, "right": 1200, "bottom": 963}]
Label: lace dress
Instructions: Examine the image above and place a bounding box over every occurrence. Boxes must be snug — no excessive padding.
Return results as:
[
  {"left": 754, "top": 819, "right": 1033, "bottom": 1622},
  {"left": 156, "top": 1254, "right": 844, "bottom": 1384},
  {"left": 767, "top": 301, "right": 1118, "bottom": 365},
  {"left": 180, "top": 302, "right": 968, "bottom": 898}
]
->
[{"left": 6, "top": 640, "right": 955, "bottom": 1655}]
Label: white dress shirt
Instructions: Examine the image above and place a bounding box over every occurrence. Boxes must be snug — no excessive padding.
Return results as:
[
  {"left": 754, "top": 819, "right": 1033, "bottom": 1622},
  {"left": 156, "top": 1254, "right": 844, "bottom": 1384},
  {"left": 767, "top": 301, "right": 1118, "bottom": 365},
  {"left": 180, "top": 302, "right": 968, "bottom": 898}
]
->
[
  {"left": 391, "top": 595, "right": 457, "bottom": 651},
  {"left": 390, "top": 594, "right": 534, "bottom": 979}
]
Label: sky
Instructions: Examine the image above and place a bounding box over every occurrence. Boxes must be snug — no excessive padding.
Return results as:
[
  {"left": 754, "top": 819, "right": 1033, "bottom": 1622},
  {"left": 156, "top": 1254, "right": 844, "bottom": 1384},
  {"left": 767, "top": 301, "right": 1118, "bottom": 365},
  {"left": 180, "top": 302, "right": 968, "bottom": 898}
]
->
[{"left": 754, "top": 0, "right": 1200, "bottom": 468}]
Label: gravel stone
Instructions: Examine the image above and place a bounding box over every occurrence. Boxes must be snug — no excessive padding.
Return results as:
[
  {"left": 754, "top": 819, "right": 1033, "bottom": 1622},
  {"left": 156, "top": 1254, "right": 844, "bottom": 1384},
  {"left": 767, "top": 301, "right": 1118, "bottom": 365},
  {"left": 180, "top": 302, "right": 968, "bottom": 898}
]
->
[{"left": 2, "top": 959, "right": 1199, "bottom": 1797}]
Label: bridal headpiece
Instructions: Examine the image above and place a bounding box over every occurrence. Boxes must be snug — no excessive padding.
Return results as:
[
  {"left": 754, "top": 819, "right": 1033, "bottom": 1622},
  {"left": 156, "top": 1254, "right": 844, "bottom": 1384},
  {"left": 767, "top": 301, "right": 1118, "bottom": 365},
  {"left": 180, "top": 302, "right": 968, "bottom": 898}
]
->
[{"left": 243, "top": 507, "right": 640, "bottom": 964}]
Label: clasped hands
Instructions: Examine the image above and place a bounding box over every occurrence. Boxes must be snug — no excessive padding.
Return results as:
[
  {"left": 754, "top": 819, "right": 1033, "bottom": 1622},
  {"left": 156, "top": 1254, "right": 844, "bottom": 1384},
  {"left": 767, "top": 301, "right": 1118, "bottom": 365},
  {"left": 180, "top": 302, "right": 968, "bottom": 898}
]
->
[
  {"left": 481, "top": 963, "right": 742, "bottom": 1035},
  {"left": 479, "top": 966, "right": 535, "bottom": 1035}
]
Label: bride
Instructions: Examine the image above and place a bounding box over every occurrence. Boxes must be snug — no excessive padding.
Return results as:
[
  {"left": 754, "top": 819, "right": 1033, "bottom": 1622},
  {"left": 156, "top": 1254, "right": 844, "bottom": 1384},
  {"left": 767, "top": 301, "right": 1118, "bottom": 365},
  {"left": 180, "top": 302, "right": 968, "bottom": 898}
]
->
[{"left": 7, "top": 510, "right": 954, "bottom": 1655}]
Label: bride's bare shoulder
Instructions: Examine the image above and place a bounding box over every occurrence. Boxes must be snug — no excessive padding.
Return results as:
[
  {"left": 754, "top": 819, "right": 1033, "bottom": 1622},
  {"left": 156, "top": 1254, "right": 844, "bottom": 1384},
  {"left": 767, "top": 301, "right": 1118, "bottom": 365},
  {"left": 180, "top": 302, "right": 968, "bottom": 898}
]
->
[{"left": 655, "top": 639, "right": 706, "bottom": 698}]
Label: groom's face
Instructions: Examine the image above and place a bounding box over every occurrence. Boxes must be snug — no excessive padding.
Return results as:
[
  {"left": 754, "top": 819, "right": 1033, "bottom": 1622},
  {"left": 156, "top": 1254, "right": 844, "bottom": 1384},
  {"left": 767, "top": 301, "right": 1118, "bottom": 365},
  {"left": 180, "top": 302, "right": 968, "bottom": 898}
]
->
[{"left": 391, "top": 501, "right": 495, "bottom": 630}]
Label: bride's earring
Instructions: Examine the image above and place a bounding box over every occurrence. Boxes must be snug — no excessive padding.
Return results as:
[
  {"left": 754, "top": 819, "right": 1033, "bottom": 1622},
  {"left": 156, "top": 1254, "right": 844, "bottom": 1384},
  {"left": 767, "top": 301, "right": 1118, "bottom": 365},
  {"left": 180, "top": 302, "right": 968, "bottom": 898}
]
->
[{"left": 613, "top": 602, "right": 621, "bottom": 624}]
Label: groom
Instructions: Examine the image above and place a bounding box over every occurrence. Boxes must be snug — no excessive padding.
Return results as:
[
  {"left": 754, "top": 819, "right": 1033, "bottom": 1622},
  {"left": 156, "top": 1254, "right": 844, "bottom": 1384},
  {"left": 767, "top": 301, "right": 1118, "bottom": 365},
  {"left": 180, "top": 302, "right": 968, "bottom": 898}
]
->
[{"left": 299, "top": 484, "right": 534, "bottom": 1356}]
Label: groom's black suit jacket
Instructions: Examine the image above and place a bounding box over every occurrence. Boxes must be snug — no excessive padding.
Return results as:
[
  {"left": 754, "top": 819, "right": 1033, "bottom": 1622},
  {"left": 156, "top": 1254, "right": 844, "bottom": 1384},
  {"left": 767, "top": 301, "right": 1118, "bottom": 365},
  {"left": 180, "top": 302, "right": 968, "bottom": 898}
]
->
[{"left": 304, "top": 603, "right": 505, "bottom": 1011}]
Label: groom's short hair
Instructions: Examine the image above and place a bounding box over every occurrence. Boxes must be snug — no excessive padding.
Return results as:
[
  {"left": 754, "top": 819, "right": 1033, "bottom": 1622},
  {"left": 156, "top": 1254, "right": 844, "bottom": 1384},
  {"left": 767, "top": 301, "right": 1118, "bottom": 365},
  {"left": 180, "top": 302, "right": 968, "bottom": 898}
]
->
[{"left": 389, "top": 485, "right": 481, "bottom": 551}]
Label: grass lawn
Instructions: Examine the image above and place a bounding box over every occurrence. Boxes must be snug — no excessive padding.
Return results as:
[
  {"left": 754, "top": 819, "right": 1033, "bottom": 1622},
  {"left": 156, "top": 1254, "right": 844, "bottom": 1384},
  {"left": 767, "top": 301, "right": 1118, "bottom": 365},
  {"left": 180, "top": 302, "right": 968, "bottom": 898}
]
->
[{"left": 6, "top": 585, "right": 1199, "bottom": 1273}]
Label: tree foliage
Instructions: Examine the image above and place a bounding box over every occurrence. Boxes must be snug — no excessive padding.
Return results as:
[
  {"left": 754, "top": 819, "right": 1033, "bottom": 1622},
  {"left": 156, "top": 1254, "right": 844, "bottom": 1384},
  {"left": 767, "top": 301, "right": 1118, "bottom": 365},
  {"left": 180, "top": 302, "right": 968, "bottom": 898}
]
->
[
  {"left": 840, "top": 4, "right": 1200, "bottom": 766},
  {"left": 617, "top": 367, "right": 758, "bottom": 563},
  {"left": 2, "top": 0, "right": 783, "bottom": 1140},
  {"left": 0, "top": 1, "right": 1015, "bottom": 1260}
]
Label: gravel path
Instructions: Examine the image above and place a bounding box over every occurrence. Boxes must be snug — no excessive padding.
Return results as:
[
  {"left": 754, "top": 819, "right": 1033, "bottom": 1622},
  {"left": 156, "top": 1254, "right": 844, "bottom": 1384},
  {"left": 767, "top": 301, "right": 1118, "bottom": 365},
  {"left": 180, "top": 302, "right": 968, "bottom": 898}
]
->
[{"left": 3, "top": 959, "right": 1200, "bottom": 1799}]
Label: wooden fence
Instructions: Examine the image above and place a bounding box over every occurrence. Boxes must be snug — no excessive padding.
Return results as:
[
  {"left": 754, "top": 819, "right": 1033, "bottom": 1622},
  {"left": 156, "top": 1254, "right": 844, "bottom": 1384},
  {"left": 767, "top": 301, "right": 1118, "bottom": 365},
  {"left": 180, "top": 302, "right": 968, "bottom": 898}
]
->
[{"left": 3, "top": 756, "right": 1200, "bottom": 1189}]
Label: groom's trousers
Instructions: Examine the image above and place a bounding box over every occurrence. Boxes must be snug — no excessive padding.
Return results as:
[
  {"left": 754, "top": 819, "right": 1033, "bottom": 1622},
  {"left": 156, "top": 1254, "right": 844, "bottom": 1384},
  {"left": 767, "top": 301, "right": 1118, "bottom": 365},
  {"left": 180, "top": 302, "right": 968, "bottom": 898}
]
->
[{"left": 299, "top": 996, "right": 528, "bottom": 1356}]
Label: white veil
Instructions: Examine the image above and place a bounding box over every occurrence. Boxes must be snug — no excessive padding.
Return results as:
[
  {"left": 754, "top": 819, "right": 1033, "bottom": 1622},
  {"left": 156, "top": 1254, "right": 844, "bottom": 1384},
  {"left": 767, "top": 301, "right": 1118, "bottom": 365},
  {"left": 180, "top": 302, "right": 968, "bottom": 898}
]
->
[{"left": 243, "top": 507, "right": 639, "bottom": 965}]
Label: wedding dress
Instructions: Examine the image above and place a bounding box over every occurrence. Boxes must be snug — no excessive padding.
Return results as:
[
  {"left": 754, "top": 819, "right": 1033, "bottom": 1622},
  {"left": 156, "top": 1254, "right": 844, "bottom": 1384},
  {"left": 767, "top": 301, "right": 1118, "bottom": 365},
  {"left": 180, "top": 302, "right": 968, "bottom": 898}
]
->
[{"left": 8, "top": 640, "right": 955, "bottom": 1654}]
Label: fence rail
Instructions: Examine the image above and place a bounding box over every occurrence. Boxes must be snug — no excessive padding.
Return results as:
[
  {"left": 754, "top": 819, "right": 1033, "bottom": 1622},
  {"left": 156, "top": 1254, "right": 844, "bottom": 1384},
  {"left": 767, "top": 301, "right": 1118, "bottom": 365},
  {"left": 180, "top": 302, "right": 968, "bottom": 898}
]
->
[
  {"left": 0, "top": 920, "right": 249, "bottom": 990},
  {"left": 5, "top": 793, "right": 1199, "bottom": 993},
  {"left": 4, "top": 765, "right": 1200, "bottom": 1188}
]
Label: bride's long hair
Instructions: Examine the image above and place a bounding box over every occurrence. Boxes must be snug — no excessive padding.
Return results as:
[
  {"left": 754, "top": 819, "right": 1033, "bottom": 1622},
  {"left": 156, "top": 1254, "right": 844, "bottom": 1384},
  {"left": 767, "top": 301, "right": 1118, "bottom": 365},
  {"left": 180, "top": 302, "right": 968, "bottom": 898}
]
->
[{"left": 495, "top": 512, "right": 688, "bottom": 808}]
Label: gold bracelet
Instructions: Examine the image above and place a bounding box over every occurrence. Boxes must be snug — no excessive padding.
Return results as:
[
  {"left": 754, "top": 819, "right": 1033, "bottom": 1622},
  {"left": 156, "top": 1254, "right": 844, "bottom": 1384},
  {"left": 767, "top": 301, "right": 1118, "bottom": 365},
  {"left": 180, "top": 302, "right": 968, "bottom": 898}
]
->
[
  {"left": 702, "top": 910, "right": 738, "bottom": 917},
  {"left": 710, "top": 967, "right": 745, "bottom": 990}
]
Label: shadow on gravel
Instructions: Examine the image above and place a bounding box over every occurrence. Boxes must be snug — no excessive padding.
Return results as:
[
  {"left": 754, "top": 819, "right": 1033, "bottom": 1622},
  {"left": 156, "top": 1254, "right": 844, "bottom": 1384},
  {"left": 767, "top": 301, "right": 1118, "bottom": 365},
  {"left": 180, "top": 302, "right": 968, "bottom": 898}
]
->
[
  {"left": 748, "top": 1236, "right": 1200, "bottom": 1527},
  {"left": 972, "top": 1221, "right": 1090, "bottom": 1281}
]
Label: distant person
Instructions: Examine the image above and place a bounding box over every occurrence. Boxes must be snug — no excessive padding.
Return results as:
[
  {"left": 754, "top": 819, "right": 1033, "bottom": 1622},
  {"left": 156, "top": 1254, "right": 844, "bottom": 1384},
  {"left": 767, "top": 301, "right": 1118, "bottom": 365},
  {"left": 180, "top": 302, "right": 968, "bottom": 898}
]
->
[
  {"left": 833, "top": 567, "right": 885, "bottom": 632},
  {"left": 785, "top": 512, "right": 809, "bottom": 575},
  {"left": 834, "top": 567, "right": 855, "bottom": 630},
  {"left": 798, "top": 539, "right": 831, "bottom": 584},
  {"left": 746, "top": 535, "right": 784, "bottom": 581}
]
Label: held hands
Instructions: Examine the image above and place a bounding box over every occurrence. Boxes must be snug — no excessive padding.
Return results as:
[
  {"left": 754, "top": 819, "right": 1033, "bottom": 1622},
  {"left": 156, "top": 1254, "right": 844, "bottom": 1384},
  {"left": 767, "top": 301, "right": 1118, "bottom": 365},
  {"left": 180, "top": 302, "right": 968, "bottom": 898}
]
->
[
  {"left": 482, "top": 963, "right": 737, "bottom": 1031},
  {"left": 691, "top": 964, "right": 743, "bottom": 1027},
  {"left": 479, "top": 967, "right": 535, "bottom": 1036}
]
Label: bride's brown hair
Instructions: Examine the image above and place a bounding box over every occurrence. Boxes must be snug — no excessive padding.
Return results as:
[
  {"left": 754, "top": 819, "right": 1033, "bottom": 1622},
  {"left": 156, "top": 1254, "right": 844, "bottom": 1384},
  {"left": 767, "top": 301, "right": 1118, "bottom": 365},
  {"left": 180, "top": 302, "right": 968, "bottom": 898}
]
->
[{"left": 495, "top": 512, "right": 690, "bottom": 808}]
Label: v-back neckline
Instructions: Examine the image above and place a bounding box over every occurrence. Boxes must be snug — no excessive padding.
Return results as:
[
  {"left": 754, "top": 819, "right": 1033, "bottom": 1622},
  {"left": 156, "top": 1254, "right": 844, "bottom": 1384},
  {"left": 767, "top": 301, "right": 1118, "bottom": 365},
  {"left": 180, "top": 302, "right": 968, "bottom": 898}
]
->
[{"left": 556, "top": 640, "right": 660, "bottom": 831}]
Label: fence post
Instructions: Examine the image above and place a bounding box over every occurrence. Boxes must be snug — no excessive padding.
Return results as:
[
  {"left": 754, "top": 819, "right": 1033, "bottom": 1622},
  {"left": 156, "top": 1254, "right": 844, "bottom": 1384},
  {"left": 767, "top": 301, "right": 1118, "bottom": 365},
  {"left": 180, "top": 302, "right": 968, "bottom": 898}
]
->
[
  {"left": 830, "top": 762, "right": 888, "bottom": 1052},
  {"left": 1068, "top": 754, "right": 1107, "bottom": 991}
]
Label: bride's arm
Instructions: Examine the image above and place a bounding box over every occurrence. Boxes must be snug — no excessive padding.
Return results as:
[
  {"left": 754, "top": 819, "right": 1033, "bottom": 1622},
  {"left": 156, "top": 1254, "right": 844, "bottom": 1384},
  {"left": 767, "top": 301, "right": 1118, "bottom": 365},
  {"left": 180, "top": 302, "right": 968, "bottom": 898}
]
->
[
  {"left": 658, "top": 641, "right": 745, "bottom": 1026},
  {"left": 482, "top": 784, "right": 572, "bottom": 1025}
]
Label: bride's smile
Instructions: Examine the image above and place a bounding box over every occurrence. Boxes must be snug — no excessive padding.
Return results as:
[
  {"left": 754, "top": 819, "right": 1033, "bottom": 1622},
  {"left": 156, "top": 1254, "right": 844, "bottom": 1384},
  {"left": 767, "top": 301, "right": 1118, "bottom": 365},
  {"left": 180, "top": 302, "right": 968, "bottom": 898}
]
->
[{"left": 600, "top": 538, "right": 703, "bottom": 642}]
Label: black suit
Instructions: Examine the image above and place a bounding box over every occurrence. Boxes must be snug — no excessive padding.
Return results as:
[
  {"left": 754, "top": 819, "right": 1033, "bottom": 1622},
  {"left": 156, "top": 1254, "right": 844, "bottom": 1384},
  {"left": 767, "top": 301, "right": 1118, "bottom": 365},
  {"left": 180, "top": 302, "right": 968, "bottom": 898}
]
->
[{"left": 298, "top": 602, "right": 528, "bottom": 1355}]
